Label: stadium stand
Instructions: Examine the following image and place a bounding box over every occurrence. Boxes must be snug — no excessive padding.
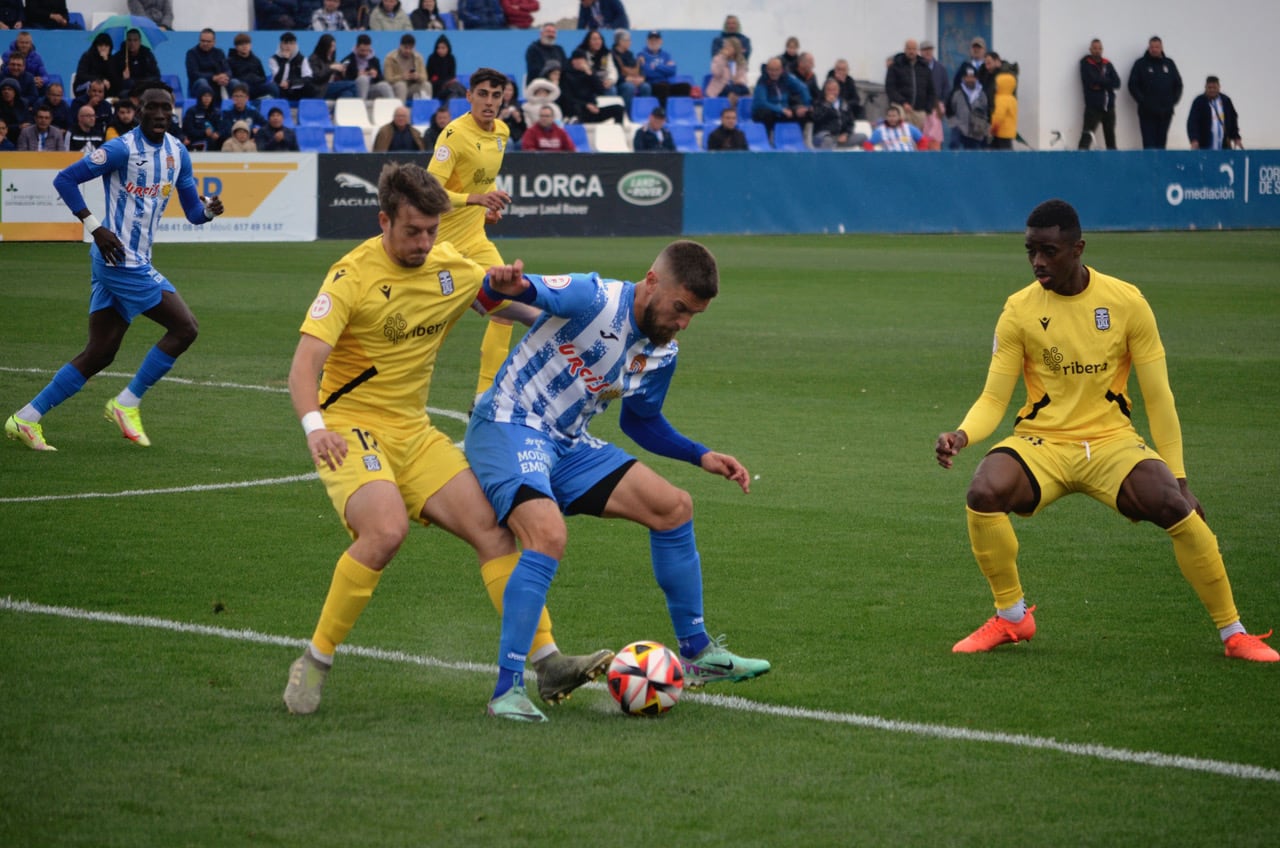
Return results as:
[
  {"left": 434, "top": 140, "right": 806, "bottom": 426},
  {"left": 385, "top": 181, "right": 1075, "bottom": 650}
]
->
[
  {"left": 258, "top": 98, "right": 295, "bottom": 127},
  {"left": 371, "top": 98, "right": 402, "bottom": 130},
  {"left": 671, "top": 125, "right": 700, "bottom": 152},
  {"left": 628, "top": 96, "right": 660, "bottom": 125},
  {"left": 741, "top": 121, "right": 771, "bottom": 151},
  {"left": 296, "top": 125, "right": 330, "bottom": 153},
  {"left": 448, "top": 99, "right": 471, "bottom": 120},
  {"left": 564, "top": 123, "right": 590, "bottom": 152},
  {"left": 411, "top": 98, "right": 442, "bottom": 127},
  {"left": 298, "top": 99, "right": 334, "bottom": 129},
  {"left": 700, "top": 96, "right": 732, "bottom": 126},
  {"left": 333, "top": 99, "right": 375, "bottom": 133},
  {"left": 586, "top": 122, "right": 631, "bottom": 153},
  {"left": 331, "top": 125, "right": 368, "bottom": 153},
  {"left": 773, "top": 122, "right": 808, "bottom": 151},
  {"left": 665, "top": 96, "right": 698, "bottom": 128}
]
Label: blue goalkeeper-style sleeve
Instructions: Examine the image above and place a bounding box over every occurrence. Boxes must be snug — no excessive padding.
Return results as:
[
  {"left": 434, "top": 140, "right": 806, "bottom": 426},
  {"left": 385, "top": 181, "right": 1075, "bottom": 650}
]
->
[{"left": 619, "top": 400, "right": 708, "bottom": 466}]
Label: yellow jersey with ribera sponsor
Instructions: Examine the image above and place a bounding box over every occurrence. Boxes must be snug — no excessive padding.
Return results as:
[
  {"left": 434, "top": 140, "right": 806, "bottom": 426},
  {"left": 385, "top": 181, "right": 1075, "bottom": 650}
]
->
[
  {"left": 300, "top": 237, "right": 484, "bottom": 430},
  {"left": 426, "top": 111, "right": 510, "bottom": 249},
  {"left": 991, "top": 267, "right": 1166, "bottom": 442}
]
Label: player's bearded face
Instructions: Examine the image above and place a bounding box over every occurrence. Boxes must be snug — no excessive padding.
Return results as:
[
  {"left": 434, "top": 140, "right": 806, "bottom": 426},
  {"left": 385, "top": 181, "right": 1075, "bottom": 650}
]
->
[
  {"left": 380, "top": 206, "right": 439, "bottom": 267},
  {"left": 638, "top": 280, "right": 708, "bottom": 345}
]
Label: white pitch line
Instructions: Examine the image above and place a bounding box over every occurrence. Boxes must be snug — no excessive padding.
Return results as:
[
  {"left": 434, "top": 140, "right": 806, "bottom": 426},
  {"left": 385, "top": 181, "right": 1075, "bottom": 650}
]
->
[{"left": 3, "top": 596, "right": 1277, "bottom": 785}]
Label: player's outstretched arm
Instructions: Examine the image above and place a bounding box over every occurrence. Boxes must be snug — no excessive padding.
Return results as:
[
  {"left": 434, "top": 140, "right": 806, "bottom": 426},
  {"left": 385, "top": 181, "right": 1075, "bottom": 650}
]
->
[
  {"left": 935, "top": 430, "right": 968, "bottom": 469},
  {"left": 484, "top": 259, "right": 528, "bottom": 298},
  {"left": 700, "top": 450, "right": 751, "bottom": 494},
  {"left": 288, "top": 333, "right": 348, "bottom": 471}
]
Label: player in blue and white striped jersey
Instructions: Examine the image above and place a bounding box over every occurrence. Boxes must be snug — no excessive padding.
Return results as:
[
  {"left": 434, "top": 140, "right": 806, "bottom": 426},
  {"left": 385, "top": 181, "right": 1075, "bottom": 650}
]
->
[
  {"left": 466, "top": 240, "right": 771, "bottom": 722},
  {"left": 5, "top": 82, "right": 223, "bottom": 452}
]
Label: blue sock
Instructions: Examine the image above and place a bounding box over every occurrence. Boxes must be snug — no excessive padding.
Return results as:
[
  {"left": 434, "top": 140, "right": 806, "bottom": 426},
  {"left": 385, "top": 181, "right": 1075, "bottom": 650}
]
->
[
  {"left": 126, "top": 346, "right": 177, "bottom": 400},
  {"left": 650, "top": 521, "right": 709, "bottom": 658},
  {"left": 31, "top": 364, "right": 87, "bottom": 416},
  {"left": 493, "top": 550, "right": 559, "bottom": 699}
]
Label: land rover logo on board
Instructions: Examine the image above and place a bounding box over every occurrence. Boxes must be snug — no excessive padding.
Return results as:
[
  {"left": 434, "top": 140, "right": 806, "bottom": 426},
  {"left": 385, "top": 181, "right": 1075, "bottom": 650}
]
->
[{"left": 617, "top": 170, "right": 673, "bottom": 207}]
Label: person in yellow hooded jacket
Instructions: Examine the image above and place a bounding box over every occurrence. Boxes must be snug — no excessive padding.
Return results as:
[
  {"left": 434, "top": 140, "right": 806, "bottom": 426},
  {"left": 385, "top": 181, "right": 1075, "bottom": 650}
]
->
[{"left": 990, "top": 69, "right": 1017, "bottom": 150}]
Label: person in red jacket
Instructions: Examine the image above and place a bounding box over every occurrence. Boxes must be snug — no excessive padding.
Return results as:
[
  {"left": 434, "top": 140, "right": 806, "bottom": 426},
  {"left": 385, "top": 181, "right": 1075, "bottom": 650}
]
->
[
  {"left": 502, "top": 0, "right": 540, "bottom": 29},
  {"left": 522, "top": 104, "right": 576, "bottom": 151}
]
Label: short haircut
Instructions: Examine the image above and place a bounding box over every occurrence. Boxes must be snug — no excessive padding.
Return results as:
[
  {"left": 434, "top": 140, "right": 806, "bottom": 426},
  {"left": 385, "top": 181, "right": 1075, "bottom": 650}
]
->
[
  {"left": 133, "top": 79, "right": 174, "bottom": 104},
  {"left": 356, "top": 34, "right": 372, "bottom": 46},
  {"left": 34, "top": 105, "right": 51, "bottom": 116},
  {"left": 1206, "top": 75, "right": 1220, "bottom": 85},
  {"left": 469, "top": 67, "right": 508, "bottom": 91},
  {"left": 657, "top": 240, "right": 719, "bottom": 301},
  {"left": 378, "top": 162, "right": 450, "bottom": 221},
  {"left": 400, "top": 33, "right": 415, "bottom": 46},
  {"left": 281, "top": 32, "right": 297, "bottom": 43},
  {"left": 1026, "top": 199, "right": 1082, "bottom": 241},
  {"left": 234, "top": 32, "right": 251, "bottom": 46},
  {"left": 269, "top": 106, "right": 284, "bottom": 116}
]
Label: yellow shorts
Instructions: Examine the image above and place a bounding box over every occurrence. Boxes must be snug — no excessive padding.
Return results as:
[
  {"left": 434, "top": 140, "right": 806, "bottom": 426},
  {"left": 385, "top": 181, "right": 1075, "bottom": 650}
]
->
[
  {"left": 990, "top": 432, "right": 1166, "bottom": 516},
  {"left": 448, "top": 235, "right": 502, "bottom": 269},
  {"left": 317, "top": 418, "right": 470, "bottom": 537}
]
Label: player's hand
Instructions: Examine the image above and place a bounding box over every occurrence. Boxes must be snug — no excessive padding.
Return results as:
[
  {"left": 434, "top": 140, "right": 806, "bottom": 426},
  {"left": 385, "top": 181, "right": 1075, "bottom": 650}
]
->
[
  {"left": 471, "top": 189, "right": 511, "bottom": 213},
  {"left": 484, "top": 259, "right": 527, "bottom": 297},
  {"left": 92, "top": 227, "right": 126, "bottom": 265},
  {"left": 485, "top": 207, "right": 503, "bottom": 224},
  {"left": 935, "top": 430, "right": 968, "bottom": 469},
  {"left": 701, "top": 451, "right": 750, "bottom": 494},
  {"left": 307, "top": 429, "right": 348, "bottom": 471},
  {"left": 203, "top": 195, "right": 224, "bottom": 218}
]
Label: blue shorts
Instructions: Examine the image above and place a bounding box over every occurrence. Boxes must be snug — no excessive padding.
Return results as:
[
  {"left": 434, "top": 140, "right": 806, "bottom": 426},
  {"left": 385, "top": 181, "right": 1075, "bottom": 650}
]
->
[
  {"left": 464, "top": 417, "right": 634, "bottom": 524},
  {"left": 89, "top": 252, "right": 175, "bottom": 322}
]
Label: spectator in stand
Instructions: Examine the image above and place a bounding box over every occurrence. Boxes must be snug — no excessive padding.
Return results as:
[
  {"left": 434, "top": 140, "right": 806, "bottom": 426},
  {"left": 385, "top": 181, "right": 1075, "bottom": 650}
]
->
[
  {"left": 411, "top": 0, "right": 447, "bottom": 30},
  {"left": 885, "top": 38, "right": 935, "bottom": 131},
  {"left": 560, "top": 49, "right": 624, "bottom": 124},
  {"left": 186, "top": 29, "right": 232, "bottom": 105},
  {"left": 576, "top": 29, "right": 617, "bottom": 95},
  {"left": 578, "top": 0, "right": 627, "bottom": 31},
  {"left": 609, "top": 29, "right": 649, "bottom": 114},
  {"left": 497, "top": 77, "right": 526, "bottom": 149},
  {"left": 751, "top": 56, "right": 810, "bottom": 142},
  {"left": 0, "top": 0, "right": 23, "bottom": 30},
  {"left": 521, "top": 73, "right": 560, "bottom": 126},
  {"left": 229, "top": 33, "right": 281, "bottom": 100},
  {"left": 502, "top": 0, "right": 539, "bottom": 30},
  {"left": 523, "top": 104, "right": 576, "bottom": 151},
  {"left": 67, "top": 105, "right": 106, "bottom": 151},
  {"left": 6, "top": 53, "right": 39, "bottom": 103},
  {"left": 793, "top": 52, "right": 822, "bottom": 104},
  {"left": 4, "top": 32, "right": 48, "bottom": 91},
  {"left": 385, "top": 33, "right": 430, "bottom": 102},
  {"left": 868, "top": 104, "right": 921, "bottom": 151},
  {"left": 705, "top": 106, "right": 747, "bottom": 151},
  {"left": 77, "top": 33, "right": 116, "bottom": 97},
  {"left": 638, "top": 31, "right": 691, "bottom": 107},
  {"left": 989, "top": 69, "right": 1017, "bottom": 150},
  {"left": 36, "top": 80, "right": 71, "bottom": 130},
  {"left": 103, "top": 99, "right": 139, "bottom": 141},
  {"left": 633, "top": 105, "right": 675, "bottom": 152},
  {"left": 420, "top": 102, "right": 450, "bottom": 148},
  {"left": 17, "top": 104, "right": 66, "bottom": 149},
  {"left": 457, "top": 0, "right": 506, "bottom": 30},
  {"left": 812, "top": 77, "right": 862, "bottom": 149},
  {"left": 369, "top": 0, "right": 412, "bottom": 30},
  {"left": 0, "top": 117, "right": 12, "bottom": 150},
  {"left": 373, "top": 103, "right": 424, "bottom": 151},
  {"left": 1077, "top": 38, "right": 1120, "bottom": 150},
  {"left": 706, "top": 35, "right": 749, "bottom": 100},
  {"left": 948, "top": 64, "right": 989, "bottom": 149},
  {"left": 826, "top": 59, "right": 864, "bottom": 120},
  {"left": 526, "top": 23, "right": 567, "bottom": 84},
  {"left": 22, "top": 0, "right": 71, "bottom": 30},
  {"left": 308, "top": 34, "right": 359, "bottom": 100},
  {"left": 1128, "top": 35, "right": 1183, "bottom": 150},
  {"left": 256, "top": 0, "right": 302, "bottom": 30},
  {"left": 776, "top": 36, "right": 801, "bottom": 77},
  {"left": 219, "top": 82, "right": 266, "bottom": 139},
  {"left": 222, "top": 118, "right": 257, "bottom": 152},
  {"left": 312, "top": 0, "right": 352, "bottom": 31},
  {"left": 710, "top": 15, "right": 752, "bottom": 61},
  {"left": 426, "top": 34, "right": 466, "bottom": 102},
  {"left": 270, "top": 31, "right": 316, "bottom": 102},
  {"left": 343, "top": 33, "right": 395, "bottom": 100},
  {"left": 1187, "top": 75, "right": 1242, "bottom": 150},
  {"left": 181, "top": 85, "right": 221, "bottom": 150},
  {"left": 70, "top": 78, "right": 112, "bottom": 131},
  {"left": 129, "top": 0, "right": 174, "bottom": 30},
  {"left": 953, "top": 36, "right": 986, "bottom": 91},
  {"left": 338, "top": 0, "right": 370, "bottom": 29},
  {"left": 920, "top": 40, "right": 950, "bottom": 119},
  {"left": 0, "top": 78, "right": 29, "bottom": 129},
  {"left": 258, "top": 106, "right": 299, "bottom": 150}
]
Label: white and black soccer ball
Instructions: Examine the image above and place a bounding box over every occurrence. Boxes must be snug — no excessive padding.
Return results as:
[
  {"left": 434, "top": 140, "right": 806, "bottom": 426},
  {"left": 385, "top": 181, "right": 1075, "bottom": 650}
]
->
[{"left": 606, "top": 640, "right": 684, "bottom": 716}]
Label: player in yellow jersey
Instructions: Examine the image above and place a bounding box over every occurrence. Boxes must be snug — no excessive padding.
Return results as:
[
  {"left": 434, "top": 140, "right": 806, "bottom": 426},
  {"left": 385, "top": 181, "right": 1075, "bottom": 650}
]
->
[
  {"left": 935, "top": 198, "right": 1276, "bottom": 662},
  {"left": 426, "top": 67, "right": 518, "bottom": 411},
  {"left": 283, "top": 163, "right": 612, "bottom": 716}
]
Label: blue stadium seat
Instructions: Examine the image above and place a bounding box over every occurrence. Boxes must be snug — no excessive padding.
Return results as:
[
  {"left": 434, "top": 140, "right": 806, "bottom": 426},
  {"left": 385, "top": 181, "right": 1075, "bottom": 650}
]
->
[
  {"left": 448, "top": 98, "right": 470, "bottom": 119},
  {"left": 741, "top": 120, "right": 771, "bottom": 151},
  {"left": 456, "top": 73, "right": 470, "bottom": 91},
  {"left": 736, "top": 97, "right": 754, "bottom": 122},
  {"left": 629, "top": 95, "right": 659, "bottom": 125},
  {"left": 564, "top": 123, "right": 589, "bottom": 151},
  {"left": 331, "top": 125, "right": 367, "bottom": 153},
  {"left": 670, "top": 125, "right": 700, "bottom": 152},
  {"left": 162, "top": 74, "right": 183, "bottom": 101},
  {"left": 411, "top": 98, "right": 441, "bottom": 125},
  {"left": 440, "top": 12, "right": 457, "bottom": 29},
  {"left": 296, "top": 126, "right": 329, "bottom": 153},
  {"left": 257, "top": 97, "right": 294, "bottom": 127},
  {"left": 297, "top": 98, "right": 333, "bottom": 128},
  {"left": 68, "top": 11, "right": 85, "bottom": 29},
  {"left": 772, "top": 122, "right": 808, "bottom": 151},
  {"left": 665, "top": 96, "right": 697, "bottom": 127},
  {"left": 701, "top": 96, "right": 732, "bottom": 126}
]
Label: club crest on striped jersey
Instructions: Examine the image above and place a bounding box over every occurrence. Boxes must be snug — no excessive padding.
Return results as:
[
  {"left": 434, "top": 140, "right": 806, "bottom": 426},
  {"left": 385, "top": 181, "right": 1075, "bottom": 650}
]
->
[
  {"left": 1094, "top": 308, "right": 1111, "bottom": 331},
  {"left": 628, "top": 354, "right": 648, "bottom": 373},
  {"left": 438, "top": 270, "right": 454, "bottom": 294}
]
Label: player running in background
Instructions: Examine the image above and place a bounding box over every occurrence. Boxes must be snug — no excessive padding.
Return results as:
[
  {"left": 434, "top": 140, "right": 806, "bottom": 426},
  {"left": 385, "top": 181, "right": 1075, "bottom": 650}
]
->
[
  {"left": 467, "top": 240, "right": 772, "bottom": 722},
  {"left": 425, "top": 66, "right": 519, "bottom": 412},
  {"left": 283, "top": 163, "right": 611, "bottom": 716},
  {"left": 935, "top": 198, "right": 1277, "bottom": 662},
  {"left": 6, "top": 81, "right": 223, "bottom": 451}
]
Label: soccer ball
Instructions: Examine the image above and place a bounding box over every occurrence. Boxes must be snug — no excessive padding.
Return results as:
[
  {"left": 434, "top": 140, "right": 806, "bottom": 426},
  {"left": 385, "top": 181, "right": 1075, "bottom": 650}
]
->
[{"left": 606, "top": 640, "right": 684, "bottom": 716}]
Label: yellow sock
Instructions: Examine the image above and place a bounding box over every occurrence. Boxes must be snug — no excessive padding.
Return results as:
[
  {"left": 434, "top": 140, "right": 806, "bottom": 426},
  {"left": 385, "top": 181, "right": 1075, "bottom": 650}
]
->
[
  {"left": 481, "top": 553, "right": 556, "bottom": 656},
  {"left": 311, "top": 552, "right": 383, "bottom": 656},
  {"left": 475, "top": 320, "right": 514, "bottom": 397},
  {"left": 966, "top": 507, "right": 1024, "bottom": 609},
  {"left": 1168, "top": 512, "right": 1239, "bottom": 629}
]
